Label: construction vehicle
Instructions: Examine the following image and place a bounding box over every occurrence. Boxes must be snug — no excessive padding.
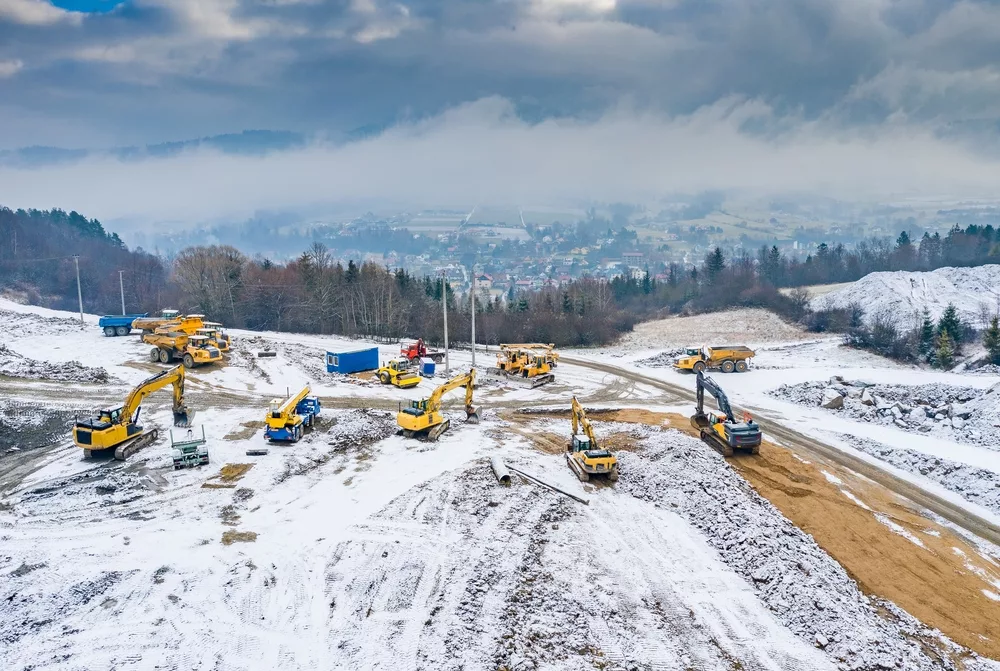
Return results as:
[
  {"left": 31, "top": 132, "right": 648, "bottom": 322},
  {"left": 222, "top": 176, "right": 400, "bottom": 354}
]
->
[
  {"left": 170, "top": 426, "right": 210, "bottom": 469},
  {"left": 675, "top": 345, "right": 755, "bottom": 374},
  {"left": 264, "top": 385, "right": 321, "bottom": 442},
  {"left": 504, "top": 343, "right": 559, "bottom": 367},
  {"left": 132, "top": 309, "right": 181, "bottom": 334},
  {"left": 72, "top": 365, "right": 190, "bottom": 460},
  {"left": 196, "top": 327, "right": 230, "bottom": 353},
  {"left": 400, "top": 338, "right": 445, "bottom": 363},
  {"left": 691, "top": 371, "right": 762, "bottom": 456},
  {"left": 397, "top": 369, "right": 480, "bottom": 441},
  {"left": 202, "top": 321, "right": 231, "bottom": 351},
  {"left": 520, "top": 353, "right": 555, "bottom": 387},
  {"left": 99, "top": 313, "right": 148, "bottom": 337},
  {"left": 144, "top": 331, "right": 222, "bottom": 368},
  {"left": 488, "top": 344, "right": 555, "bottom": 388},
  {"left": 377, "top": 358, "right": 422, "bottom": 389},
  {"left": 566, "top": 396, "right": 619, "bottom": 482}
]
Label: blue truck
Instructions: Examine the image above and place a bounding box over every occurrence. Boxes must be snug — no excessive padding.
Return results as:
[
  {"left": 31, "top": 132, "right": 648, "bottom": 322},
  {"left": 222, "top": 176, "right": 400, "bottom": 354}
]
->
[
  {"left": 99, "top": 313, "right": 149, "bottom": 337},
  {"left": 325, "top": 346, "right": 379, "bottom": 374}
]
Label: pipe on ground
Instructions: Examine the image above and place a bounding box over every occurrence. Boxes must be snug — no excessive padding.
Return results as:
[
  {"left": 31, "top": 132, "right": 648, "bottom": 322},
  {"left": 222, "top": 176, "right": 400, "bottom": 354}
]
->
[{"left": 490, "top": 456, "right": 512, "bottom": 485}]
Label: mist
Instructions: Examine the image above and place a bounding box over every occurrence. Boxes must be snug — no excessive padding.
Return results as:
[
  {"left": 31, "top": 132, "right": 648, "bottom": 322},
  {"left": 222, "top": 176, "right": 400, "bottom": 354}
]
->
[{"left": 4, "top": 96, "right": 1000, "bottom": 228}]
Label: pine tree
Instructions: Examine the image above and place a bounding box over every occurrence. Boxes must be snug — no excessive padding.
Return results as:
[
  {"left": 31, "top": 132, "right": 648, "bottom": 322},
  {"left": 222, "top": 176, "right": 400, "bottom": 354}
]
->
[
  {"left": 935, "top": 332, "right": 955, "bottom": 369},
  {"left": 918, "top": 308, "right": 935, "bottom": 359},
  {"left": 984, "top": 316, "right": 1000, "bottom": 365},
  {"left": 561, "top": 292, "right": 573, "bottom": 314},
  {"left": 704, "top": 247, "right": 725, "bottom": 283},
  {"left": 937, "top": 303, "right": 963, "bottom": 345}
]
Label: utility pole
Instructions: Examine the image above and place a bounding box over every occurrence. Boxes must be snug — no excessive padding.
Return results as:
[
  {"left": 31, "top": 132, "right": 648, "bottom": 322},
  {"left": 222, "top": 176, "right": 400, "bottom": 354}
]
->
[
  {"left": 470, "top": 274, "right": 477, "bottom": 368},
  {"left": 73, "top": 255, "right": 84, "bottom": 327},
  {"left": 119, "top": 270, "right": 126, "bottom": 315},
  {"left": 442, "top": 275, "right": 449, "bottom": 375}
]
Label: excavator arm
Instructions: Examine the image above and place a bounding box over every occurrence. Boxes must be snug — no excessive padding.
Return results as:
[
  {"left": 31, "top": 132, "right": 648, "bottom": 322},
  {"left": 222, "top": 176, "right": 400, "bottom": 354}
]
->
[
  {"left": 570, "top": 396, "right": 598, "bottom": 448},
  {"left": 426, "top": 369, "right": 477, "bottom": 415},
  {"left": 696, "top": 371, "right": 734, "bottom": 421},
  {"left": 121, "top": 365, "right": 189, "bottom": 426}
]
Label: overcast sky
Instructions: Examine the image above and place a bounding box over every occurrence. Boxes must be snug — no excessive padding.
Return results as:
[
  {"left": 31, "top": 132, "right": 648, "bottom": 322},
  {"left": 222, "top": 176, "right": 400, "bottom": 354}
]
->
[{"left": 3, "top": 0, "right": 1000, "bottom": 222}]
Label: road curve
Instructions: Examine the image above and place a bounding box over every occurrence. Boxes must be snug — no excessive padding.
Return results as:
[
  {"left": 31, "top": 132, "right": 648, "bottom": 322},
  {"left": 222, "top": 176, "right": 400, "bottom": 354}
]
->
[{"left": 561, "top": 355, "right": 1000, "bottom": 548}]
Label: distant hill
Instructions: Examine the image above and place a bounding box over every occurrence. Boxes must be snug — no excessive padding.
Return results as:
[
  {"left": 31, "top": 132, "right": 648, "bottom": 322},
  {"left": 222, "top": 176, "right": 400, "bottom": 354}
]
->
[
  {"left": 0, "top": 130, "right": 307, "bottom": 168},
  {"left": 0, "top": 206, "right": 171, "bottom": 313}
]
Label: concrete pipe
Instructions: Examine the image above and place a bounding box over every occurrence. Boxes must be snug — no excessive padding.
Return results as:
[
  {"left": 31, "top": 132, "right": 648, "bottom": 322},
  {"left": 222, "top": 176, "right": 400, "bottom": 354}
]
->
[{"left": 490, "top": 456, "right": 512, "bottom": 486}]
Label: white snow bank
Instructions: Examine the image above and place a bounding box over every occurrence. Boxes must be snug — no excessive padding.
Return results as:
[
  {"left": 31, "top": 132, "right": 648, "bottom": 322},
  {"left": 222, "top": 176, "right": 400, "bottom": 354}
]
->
[{"left": 813, "top": 265, "right": 1000, "bottom": 327}]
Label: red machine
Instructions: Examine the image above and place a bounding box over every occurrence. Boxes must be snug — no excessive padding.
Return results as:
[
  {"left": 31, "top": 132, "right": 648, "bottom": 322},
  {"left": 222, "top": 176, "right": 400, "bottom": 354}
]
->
[{"left": 400, "top": 338, "right": 445, "bottom": 363}]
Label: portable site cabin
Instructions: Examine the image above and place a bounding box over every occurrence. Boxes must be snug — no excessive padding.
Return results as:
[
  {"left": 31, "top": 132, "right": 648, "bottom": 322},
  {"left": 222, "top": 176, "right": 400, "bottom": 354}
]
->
[{"left": 326, "top": 347, "right": 379, "bottom": 374}]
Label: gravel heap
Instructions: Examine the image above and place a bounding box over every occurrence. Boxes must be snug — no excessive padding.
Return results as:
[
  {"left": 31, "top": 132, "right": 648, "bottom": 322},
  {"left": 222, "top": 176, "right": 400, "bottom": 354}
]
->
[
  {"left": 0, "top": 345, "right": 116, "bottom": 383},
  {"left": 772, "top": 376, "right": 1000, "bottom": 451}
]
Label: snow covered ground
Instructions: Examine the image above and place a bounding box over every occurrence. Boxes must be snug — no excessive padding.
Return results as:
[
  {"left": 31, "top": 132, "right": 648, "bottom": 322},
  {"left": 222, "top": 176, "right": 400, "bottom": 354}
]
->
[
  {"left": 812, "top": 264, "right": 1000, "bottom": 326},
  {"left": 3, "top": 297, "right": 1000, "bottom": 669}
]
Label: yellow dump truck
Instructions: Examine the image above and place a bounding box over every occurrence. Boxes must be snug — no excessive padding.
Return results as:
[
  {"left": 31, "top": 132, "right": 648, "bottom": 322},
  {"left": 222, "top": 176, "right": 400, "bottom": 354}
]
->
[{"left": 674, "top": 345, "right": 754, "bottom": 374}]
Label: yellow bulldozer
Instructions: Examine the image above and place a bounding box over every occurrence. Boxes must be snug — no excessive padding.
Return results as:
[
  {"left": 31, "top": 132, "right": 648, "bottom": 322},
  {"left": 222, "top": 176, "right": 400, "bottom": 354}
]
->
[
  {"left": 488, "top": 343, "right": 557, "bottom": 388},
  {"left": 566, "top": 396, "right": 618, "bottom": 482},
  {"left": 691, "top": 371, "right": 762, "bottom": 456},
  {"left": 397, "top": 369, "right": 480, "bottom": 441},
  {"left": 377, "top": 358, "right": 422, "bottom": 389},
  {"left": 143, "top": 330, "right": 223, "bottom": 368},
  {"left": 72, "top": 365, "right": 191, "bottom": 459}
]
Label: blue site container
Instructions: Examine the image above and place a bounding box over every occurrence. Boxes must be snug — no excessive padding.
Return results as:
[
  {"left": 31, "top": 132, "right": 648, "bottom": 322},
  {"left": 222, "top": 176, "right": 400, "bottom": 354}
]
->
[
  {"left": 420, "top": 358, "right": 436, "bottom": 377},
  {"left": 325, "top": 346, "right": 379, "bottom": 374}
]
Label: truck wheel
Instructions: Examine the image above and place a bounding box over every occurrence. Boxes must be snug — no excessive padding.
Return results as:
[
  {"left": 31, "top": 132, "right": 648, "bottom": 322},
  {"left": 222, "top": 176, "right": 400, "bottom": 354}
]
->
[
  {"left": 693, "top": 361, "right": 706, "bottom": 373},
  {"left": 183, "top": 354, "right": 195, "bottom": 368},
  {"left": 158, "top": 349, "right": 170, "bottom": 364},
  {"left": 149, "top": 348, "right": 160, "bottom": 362},
  {"left": 735, "top": 360, "right": 748, "bottom": 373},
  {"left": 104, "top": 326, "right": 116, "bottom": 337},
  {"left": 380, "top": 372, "right": 390, "bottom": 384},
  {"left": 721, "top": 360, "right": 735, "bottom": 373},
  {"left": 116, "top": 326, "right": 129, "bottom": 336}
]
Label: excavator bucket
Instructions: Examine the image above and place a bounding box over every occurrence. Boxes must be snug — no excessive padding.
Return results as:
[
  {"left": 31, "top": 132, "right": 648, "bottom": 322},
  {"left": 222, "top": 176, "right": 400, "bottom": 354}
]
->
[
  {"left": 174, "top": 406, "right": 192, "bottom": 428},
  {"left": 466, "top": 405, "right": 481, "bottom": 424}
]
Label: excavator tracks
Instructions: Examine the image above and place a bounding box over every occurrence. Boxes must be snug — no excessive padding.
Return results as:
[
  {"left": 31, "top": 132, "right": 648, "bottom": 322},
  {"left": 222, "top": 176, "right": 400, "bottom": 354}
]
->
[{"left": 113, "top": 428, "right": 159, "bottom": 461}]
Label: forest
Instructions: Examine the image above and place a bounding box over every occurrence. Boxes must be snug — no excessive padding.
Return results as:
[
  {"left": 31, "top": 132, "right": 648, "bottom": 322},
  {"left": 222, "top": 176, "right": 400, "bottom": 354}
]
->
[{"left": 2, "top": 205, "right": 999, "bottom": 348}]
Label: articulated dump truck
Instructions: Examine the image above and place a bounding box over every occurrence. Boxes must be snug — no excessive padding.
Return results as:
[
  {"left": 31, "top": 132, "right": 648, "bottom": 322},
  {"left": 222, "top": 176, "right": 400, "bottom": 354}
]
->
[{"left": 674, "top": 345, "right": 755, "bottom": 374}]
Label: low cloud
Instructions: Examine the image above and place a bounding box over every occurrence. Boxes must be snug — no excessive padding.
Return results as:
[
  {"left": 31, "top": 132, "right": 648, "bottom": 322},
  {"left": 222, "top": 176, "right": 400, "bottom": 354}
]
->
[
  {"left": 2, "top": 96, "right": 999, "bottom": 227},
  {"left": 0, "top": 58, "right": 24, "bottom": 77}
]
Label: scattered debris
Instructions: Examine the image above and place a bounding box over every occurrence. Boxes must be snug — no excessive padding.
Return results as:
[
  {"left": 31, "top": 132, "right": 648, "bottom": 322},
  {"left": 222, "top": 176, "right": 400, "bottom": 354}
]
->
[
  {"left": 0, "top": 345, "right": 117, "bottom": 383},
  {"left": 221, "top": 530, "right": 258, "bottom": 545}
]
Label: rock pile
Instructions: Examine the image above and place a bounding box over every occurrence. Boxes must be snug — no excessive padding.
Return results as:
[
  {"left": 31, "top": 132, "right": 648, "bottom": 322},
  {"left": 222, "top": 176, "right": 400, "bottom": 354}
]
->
[{"left": 773, "top": 377, "right": 1000, "bottom": 451}]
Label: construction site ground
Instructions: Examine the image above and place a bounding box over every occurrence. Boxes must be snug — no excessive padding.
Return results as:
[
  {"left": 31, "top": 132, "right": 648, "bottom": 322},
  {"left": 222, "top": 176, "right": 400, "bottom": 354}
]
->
[{"left": 2, "top": 298, "right": 1000, "bottom": 670}]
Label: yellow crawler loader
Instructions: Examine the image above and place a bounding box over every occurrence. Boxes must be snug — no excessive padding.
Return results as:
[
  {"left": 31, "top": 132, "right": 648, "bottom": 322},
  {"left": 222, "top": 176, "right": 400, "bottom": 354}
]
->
[
  {"left": 566, "top": 396, "right": 618, "bottom": 481},
  {"left": 488, "top": 344, "right": 557, "bottom": 388},
  {"left": 397, "top": 369, "right": 480, "bottom": 441},
  {"left": 377, "top": 358, "right": 422, "bottom": 389},
  {"left": 691, "top": 371, "right": 762, "bottom": 456},
  {"left": 72, "top": 365, "right": 191, "bottom": 460}
]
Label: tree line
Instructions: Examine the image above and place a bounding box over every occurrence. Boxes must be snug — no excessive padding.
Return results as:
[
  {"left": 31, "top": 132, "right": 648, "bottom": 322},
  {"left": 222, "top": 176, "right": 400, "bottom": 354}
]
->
[{"left": 3, "top": 206, "right": 1000, "bottom": 353}]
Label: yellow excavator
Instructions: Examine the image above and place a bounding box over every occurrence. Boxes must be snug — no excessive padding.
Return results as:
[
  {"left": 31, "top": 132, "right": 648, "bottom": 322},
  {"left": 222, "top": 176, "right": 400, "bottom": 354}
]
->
[
  {"left": 72, "top": 365, "right": 191, "bottom": 460},
  {"left": 397, "top": 369, "right": 480, "bottom": 441},
  {"left": 691, "top": 371, "right": 762, "bottom": 456},
  {"left": 377, "top": 358, "right": 422, "bottom": 389},
  {"left": 566, "top": 396, "right": 618, "bottom": 481}
]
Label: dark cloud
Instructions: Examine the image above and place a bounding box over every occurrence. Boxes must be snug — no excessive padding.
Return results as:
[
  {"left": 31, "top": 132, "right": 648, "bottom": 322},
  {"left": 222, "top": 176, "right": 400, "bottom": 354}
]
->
[{"left": 3, "top": 0, "right": 1000, "bottom": 148}]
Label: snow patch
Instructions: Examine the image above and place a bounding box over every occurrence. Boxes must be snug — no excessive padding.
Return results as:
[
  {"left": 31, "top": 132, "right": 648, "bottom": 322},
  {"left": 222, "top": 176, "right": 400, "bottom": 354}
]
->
[{"left": 874, "top": 513, "right": 927, "bottom": 549}]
